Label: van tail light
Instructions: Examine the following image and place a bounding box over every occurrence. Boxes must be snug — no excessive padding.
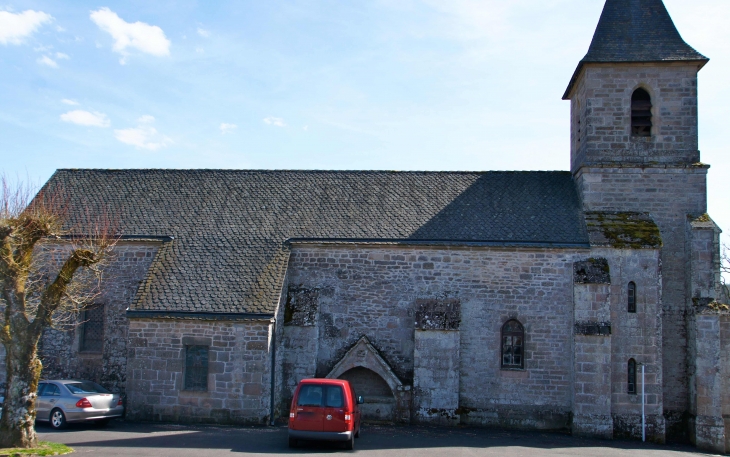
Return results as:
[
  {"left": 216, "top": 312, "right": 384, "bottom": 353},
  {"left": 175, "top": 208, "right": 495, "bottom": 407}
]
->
[
  {"left": 344, "top": 412, "right": 352, "bottom": 424},
  {"left": 76, "top": 398, "right": 93, "bottom": 408},
  {"left": 117, "top": 397, "right": 123, "bottom": 406},
  {"left": 289, "top": 412, "right": 296, "bottom": 418}
]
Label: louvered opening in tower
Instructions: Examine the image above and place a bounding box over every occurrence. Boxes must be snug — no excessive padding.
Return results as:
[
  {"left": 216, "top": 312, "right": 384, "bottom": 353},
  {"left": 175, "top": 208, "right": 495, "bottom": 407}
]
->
[{"left": 631, "top": 89, "right": 652, "bottom": 137}]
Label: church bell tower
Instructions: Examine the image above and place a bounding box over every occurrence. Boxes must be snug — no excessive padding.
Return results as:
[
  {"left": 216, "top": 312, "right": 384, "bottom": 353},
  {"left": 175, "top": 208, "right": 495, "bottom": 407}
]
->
[{"left": 564, "top": 1, "right": 727, "bottom": 451}]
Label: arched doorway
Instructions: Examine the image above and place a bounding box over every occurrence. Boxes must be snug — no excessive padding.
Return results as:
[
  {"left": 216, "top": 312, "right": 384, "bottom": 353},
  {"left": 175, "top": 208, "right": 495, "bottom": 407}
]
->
[
  {"left": 339, "top": 366, "right": 396, "bottom": 423},
  {"left": 326, "top": 336, "right": 411, "bottom": 424}
]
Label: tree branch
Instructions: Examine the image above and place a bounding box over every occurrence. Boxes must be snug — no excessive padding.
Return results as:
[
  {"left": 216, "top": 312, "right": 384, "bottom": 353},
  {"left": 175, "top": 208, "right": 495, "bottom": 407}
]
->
[{"left": 30, "top": 248, "right": 95, "bottom": 336}]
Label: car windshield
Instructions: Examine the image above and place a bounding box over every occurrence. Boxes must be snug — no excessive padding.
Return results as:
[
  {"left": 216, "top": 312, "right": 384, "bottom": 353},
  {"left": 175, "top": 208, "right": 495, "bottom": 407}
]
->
[
  {"left": 297, "top": 384, "right": 343, "bottom": 407},
  {"left": 64, "top": 381, "right": 110, "bottom": 394}
]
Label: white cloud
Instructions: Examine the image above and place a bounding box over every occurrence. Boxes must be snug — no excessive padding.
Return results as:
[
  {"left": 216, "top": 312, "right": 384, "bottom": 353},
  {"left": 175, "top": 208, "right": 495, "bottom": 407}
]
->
[
  {"left": 220, "top": 123, "right": 237, "bottom": 134},
  {"left": 37, "top": 55, "right": 57, "bottom": 68},
  {"left": 55, "top": 52, "right": 69, "bottom": 59},
  {"left": 61, "top": 99, "right": 79, "bottom": 105},
  {"left": 263, "top": 116, "right": 287, "bottom": 127},
  {"left": 90, "top": 7, "right": 171, "bottom": 64},
  {"left": 60, "top": 110, "right": 110, "bottom": 127},
  {"left": 0, "top": 10, "right": 53, "bottom": 45},
  {"left": 114, "top": 116, "right": 171, "bottom": 150},
  {"left": 197, "top": 27, "right": 210, "bottom": 38}
]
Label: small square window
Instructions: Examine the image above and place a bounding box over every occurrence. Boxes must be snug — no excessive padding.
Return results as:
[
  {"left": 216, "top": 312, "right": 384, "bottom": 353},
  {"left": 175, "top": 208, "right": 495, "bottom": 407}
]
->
[{"left": 184, "top": 345, "right": 209, "bottom": 391}]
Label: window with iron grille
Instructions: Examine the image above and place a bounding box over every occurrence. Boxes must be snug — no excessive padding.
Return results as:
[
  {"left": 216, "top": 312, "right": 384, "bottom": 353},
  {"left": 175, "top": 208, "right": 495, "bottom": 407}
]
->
[
  {"left": 184, "top": 345, "right": 209, "bottom": 391},
  {"left": 631, "top": 88, "right": 652, "bottom": 137},
  {"left": 80, "top": 304, "right": 104, "bottom": 352},
  {"left": 501, "top": 319, "right": 524, "bottom": 369},
  {"left": 628, "top": 282, "right": 637, "bottom": 313},
  {"left": 628, "top": 359, "right": 637, "bottom": 394}
]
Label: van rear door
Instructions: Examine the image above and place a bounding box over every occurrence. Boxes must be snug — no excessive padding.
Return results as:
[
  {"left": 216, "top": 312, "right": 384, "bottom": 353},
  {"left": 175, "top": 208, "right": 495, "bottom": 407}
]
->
[
  {"left": 322, "top": 384, "right": 347, "bottom": 433},
  {"left": 291, "top": 384, "right": 325, "bottom": 432}
]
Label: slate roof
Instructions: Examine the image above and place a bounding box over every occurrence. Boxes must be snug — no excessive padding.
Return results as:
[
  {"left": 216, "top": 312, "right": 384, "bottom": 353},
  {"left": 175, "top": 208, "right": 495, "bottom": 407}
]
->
[
  {"left": 563, "top": 0, "right": 709, "bottom": 99},
  {"left": 45, "top": 169, "right": 589, "bottom": 315}
]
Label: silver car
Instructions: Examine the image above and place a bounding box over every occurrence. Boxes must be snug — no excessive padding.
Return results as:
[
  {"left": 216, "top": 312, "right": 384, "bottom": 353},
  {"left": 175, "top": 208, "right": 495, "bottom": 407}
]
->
[{"left": 36, "top": 380, "right": 123, "bottom": 429}]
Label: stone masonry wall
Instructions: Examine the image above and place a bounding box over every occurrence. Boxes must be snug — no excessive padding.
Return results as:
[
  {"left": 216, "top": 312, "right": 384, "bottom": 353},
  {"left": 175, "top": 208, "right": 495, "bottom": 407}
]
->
[
  {"left": 721, "top": 315, "right": 730, "bottom": 453},
  {"left": 570, "top": 63, "right": 701, "bottom": 172},
  {"left": 38, "top": 242, "right": 160, "bottom": 394},
  {"left": 575, "top": 165, "right": 707, "bottom": 429},
  {"left": 282, "top": 244, "right": 583, "bottom": 429},
  {"left": 570, "top": 62, "right": 710, "bottom": 437},
  {"left": 125, "top": 318, "right": 272, "bottom": 424},
  {"left": 595, "top": 248, "right": 665, "bottom": 442}
]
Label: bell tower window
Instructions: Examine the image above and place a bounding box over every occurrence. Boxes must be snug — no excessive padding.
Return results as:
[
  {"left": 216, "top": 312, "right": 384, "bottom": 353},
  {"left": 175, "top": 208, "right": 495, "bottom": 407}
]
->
[{"left": 631, "top": 88, "right": 652, "bottom": 137}]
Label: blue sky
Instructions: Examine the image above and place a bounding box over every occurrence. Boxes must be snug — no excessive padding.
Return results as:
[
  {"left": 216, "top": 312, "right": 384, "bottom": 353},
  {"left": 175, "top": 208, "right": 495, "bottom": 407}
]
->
[{"left": 2, "top": 1, "right": 729, "bottom": 239}]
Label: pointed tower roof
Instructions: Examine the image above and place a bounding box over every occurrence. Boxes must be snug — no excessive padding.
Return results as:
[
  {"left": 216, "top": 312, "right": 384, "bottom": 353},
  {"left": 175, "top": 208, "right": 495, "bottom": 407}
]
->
[{"left": 563, "top": 0, "right": 708, "bottom": 99}]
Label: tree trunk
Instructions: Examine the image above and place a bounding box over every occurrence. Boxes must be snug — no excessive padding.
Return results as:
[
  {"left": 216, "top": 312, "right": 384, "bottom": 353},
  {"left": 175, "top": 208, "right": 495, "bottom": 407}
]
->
[{"left": 0, "top": 322, "right": 42, "bottom": 449}]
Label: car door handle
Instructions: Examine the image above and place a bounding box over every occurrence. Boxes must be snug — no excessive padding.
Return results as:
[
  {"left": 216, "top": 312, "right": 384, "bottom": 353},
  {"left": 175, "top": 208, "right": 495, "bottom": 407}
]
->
[{"left": 50, "top": 399, "right": 56, "bottom": 403}]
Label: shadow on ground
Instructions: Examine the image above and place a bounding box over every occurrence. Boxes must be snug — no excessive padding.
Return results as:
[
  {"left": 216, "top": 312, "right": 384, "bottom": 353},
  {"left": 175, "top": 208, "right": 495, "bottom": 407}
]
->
[{"left": 36, "top": 421, "right": 710, "bottom": 456}]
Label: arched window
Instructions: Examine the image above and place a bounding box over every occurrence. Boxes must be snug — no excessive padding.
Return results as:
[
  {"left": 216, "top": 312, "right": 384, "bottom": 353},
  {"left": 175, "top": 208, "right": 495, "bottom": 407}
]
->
[
  {"left": 501, "top": 319, "right": 524, "bottom": 369},
  {"left": 628, "top": 359, "right": 637, "bottom": 394},
  {"left": 628, "top": 282, "right": 637, "bottom": 313},
  {"left": 631, "top": 88, "right": 652, "bottom": 137}
]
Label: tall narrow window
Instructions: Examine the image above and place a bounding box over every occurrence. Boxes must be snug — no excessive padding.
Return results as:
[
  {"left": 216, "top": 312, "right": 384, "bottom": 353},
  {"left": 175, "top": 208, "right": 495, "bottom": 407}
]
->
[
  {"left": 628, "top": 282, "right": 637, "bottom": 313},
  {"left": 631, "top": 88, "right": 652, "bottom": 137},
  {"left": 80, "top": 304, "right": 104, "bottom": 352},
  {"left": 501, "top": 319, "right": 525, "bottom": 369},
  {"left": 628, "top": 359, "right": 637, "bottom": 394},
  {"left": 184, "top": 345, "right": 209, "bottom": 391}
]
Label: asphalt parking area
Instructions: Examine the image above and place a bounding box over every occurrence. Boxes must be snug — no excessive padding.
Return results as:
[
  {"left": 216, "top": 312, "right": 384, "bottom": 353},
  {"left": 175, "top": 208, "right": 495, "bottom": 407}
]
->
[{"left": 37, "top": 421, "right": 716, "bottom": 457}]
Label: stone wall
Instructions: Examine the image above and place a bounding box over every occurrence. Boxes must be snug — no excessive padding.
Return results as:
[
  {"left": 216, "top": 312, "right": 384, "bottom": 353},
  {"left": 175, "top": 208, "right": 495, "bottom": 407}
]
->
[
  {"left": 569, "top": 63, "right": 701, "bottom": 172},
  {"left": 38, "top": 241, "right": 160, "bottom": 393},
  {"left": 572, "top": 260, "right": 613, "bottom": 439},
  {"left": 125, "top": 318, "right": 273, "bottom": 424},
  {"left": 281, "top": 244, "right": 583, "bottom": 429},
  {"left": 688, "top": 313, "right": 727, "bottom": 453},
  {"left": 575, "top": 166, "right": 707, "bottom": 432},
  {"left": 721, "top": 315, "right": 730, "bottom": 453},
  {"left": 570, "top": 62, "right": 711, "bottom": 438},
  {"left": 595, "top": 248, "right": 665, "bottom": 442}
]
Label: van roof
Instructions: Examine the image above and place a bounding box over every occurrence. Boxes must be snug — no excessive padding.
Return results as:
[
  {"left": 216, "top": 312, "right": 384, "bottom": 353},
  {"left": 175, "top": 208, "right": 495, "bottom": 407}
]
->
[{"left": 298, "top": 378, "right": 349, "bottom": 386}]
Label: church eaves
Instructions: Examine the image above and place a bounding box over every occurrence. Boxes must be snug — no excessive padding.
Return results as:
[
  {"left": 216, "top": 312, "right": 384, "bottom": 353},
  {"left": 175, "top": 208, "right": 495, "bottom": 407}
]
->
[{"left": 563, "top": 0, "right": 709, "bottom": 100}]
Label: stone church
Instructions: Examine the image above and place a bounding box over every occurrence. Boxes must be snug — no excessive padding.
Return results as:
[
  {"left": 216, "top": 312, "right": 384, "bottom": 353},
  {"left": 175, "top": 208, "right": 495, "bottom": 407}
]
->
[{"left": 1, "top": 0, "right": 728, "bottom": 453}]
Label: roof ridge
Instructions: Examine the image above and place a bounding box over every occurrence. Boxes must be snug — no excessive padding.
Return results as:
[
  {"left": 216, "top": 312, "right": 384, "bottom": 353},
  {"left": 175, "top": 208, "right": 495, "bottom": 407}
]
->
[{"left": 54, "top": 168, "right": 573, "bottom": 174}]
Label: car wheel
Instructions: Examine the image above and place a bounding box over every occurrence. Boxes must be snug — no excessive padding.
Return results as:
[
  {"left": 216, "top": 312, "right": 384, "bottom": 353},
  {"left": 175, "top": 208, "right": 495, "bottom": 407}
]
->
[
  {"left": 288, "top": 437, "right": 298, "bottom": 448},
  {"left": 355, "top": 424, "right": 360, "bottom": 438},
  {"left": 344, "top": 434, "right": 355, "bottom": 450},
  {"left": 50, "top": 408, "right": 67, "bottom": 430}
]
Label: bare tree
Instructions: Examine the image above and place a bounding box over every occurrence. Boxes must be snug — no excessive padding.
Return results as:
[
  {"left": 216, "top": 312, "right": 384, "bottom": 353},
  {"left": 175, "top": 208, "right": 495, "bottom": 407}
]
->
[
  {"left": 0, "top": 176, "right": 116, "bottom": 448},
  {"left": 721, "top": 243, "right": 730, "bottom": 304}
]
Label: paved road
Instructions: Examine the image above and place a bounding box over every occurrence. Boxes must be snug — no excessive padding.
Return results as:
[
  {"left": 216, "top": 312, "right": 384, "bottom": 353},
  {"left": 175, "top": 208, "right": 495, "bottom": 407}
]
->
[{"left": 38, "top": 421, "right": 717, "bottom": 457}]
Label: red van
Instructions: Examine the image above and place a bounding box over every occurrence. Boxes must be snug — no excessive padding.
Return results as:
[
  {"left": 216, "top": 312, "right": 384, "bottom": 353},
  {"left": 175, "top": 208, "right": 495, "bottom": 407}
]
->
[{"left": 288, "top": 378, "right": 363, "bottom": 450}]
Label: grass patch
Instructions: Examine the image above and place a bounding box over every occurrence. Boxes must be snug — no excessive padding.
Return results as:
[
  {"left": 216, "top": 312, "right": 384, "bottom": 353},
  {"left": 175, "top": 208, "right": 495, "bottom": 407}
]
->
[{"left": 0, "top": 441, "right": 73, "bottom": 456}]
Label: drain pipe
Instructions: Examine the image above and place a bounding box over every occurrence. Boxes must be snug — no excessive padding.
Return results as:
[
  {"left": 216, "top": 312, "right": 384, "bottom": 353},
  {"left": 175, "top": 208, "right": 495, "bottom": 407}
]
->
[
  {"left": 269, "top": 317, "right": 277, "bottom": 426},
  {"left": 641, "top": 363, "right": 646, "bottom": 442}
]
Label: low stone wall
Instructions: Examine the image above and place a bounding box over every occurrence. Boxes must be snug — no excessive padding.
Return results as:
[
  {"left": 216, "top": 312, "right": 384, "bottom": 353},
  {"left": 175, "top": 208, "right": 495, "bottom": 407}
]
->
[{"left": 125, "top": 318, "right": 273, "bottom": 424}]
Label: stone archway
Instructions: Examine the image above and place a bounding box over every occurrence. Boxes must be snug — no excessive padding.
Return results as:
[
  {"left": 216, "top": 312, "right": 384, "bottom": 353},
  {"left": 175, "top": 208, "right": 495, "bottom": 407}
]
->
[{"left": 326, "top": 336, "right": 411, "bottom": 424}]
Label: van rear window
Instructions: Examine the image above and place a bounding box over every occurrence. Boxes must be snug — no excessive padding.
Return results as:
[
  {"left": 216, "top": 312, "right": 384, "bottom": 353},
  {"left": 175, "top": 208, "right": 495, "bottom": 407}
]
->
[{"left": 297, "top": 384, "right": 343, "bottom": 407}]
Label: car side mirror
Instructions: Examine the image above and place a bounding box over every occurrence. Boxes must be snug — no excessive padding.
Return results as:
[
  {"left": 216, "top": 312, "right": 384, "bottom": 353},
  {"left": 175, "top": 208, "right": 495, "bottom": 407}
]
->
[{"left": 357, "top": 396, "right": 364, "bottom": 405}]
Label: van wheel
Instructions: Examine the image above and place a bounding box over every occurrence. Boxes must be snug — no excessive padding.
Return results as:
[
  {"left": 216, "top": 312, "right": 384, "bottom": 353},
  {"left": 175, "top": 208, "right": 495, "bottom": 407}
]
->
[
  {"left": 344, "top": 434, "right": 355, "bottom": 450},
  {"left": 355, "top": 425, "right": 360, "bottom": 438},
  {"left": 288, "top": 437, "right": 297, "bottom": 448}
]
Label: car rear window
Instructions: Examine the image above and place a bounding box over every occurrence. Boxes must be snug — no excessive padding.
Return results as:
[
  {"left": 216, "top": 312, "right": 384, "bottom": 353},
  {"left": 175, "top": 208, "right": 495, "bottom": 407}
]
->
[
  {"left": 64, "top": 381, "right": 110, "bottom": 394},
  {"left": 297, "top": 384, "right": 344, "bottom": 407}
]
